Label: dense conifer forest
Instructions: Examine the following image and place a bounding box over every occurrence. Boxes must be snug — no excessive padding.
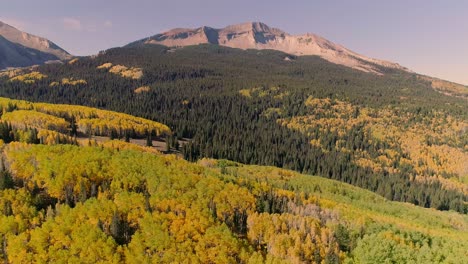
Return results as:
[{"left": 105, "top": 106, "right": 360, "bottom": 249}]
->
[{"left": 0, "top": 44, "right": 466, "bottom": 214}]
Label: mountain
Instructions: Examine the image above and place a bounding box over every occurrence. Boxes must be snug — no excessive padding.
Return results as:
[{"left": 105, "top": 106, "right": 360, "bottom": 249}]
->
[
  {"left": 0, "top": 19, "right": 466, "bottom": 264},
  {"left": 0, "top": 43, "right": 466, "bottom": 214},
  {"left": 0, "top": 21, "right": 72, "bottom": 69},
  {"left": 132, "top": 22, "right": 408, "bottom": 74}
]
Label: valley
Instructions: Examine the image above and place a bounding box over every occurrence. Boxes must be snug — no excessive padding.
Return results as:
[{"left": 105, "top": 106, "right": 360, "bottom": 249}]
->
[{"left": 0, "top": 18, "right": 467, "bottom": 263}]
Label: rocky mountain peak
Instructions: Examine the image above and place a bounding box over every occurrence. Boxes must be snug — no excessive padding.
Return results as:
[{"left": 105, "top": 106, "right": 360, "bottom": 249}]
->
[{"left": 137, "top": 22, "right": 407, "bottom": 74}]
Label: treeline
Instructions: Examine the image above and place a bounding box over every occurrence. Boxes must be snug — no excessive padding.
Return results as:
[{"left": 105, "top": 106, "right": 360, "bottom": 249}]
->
[{"left": 0, "top": 45, "right": 466, "bottom": 213}]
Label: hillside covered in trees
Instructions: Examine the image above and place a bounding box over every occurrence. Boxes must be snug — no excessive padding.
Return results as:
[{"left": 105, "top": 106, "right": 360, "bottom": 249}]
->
[
  {"left": 0, "top": 44, "right": 466, "bottom": 215},
  {"left": 0, "top": 97, "right": 466, "bottom": 263}
]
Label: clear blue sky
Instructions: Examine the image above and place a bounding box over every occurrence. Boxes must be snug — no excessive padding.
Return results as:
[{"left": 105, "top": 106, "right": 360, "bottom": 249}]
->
[{"left": 1, "top": 0, "right": 467, "bottom": 85}]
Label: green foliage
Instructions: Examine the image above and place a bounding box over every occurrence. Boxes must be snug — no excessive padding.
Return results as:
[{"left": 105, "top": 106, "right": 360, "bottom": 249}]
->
[
  {"left": 352, "top": 229, "right": 467, "bottom": 264},
  {"left": 0, "top": 141, "right": 466, "bottom": 263}
]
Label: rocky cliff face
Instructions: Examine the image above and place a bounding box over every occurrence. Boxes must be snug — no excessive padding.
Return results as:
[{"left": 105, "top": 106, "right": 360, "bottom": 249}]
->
[
  {"left": 138, "top": 22, "right": 407, "bottom": 74},
  {"left": 0, "top": 21, "right": 71, "bottom": 69}
]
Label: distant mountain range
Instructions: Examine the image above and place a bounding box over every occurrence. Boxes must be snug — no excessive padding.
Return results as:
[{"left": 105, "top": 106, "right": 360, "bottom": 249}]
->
[
  {"left": 130, "top": 22, "right": 408, "bottom": 74},
  {"left": 0, "top": 20, "right": 463, "bottom": 92},
  {"left": 0, "top": 21, "right": 71, "bottom": 69}
]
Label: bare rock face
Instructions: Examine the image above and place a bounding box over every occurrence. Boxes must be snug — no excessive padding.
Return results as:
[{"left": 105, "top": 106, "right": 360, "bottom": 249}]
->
[
  {"left": 0, "top": 21, "right": 72, "bottom": 69},
  {"left": 139, "top": 22, "right": 407, "bottom": 74}
]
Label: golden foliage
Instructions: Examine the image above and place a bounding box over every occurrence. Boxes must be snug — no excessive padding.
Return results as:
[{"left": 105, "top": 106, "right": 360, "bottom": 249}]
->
[
  {"left": 0, "top": 97, "right": 171, "bottom": 137},
  {"left": 239, "top": 86, "right": 288, "bottom": 100},
  {"left": 9, "top": 71, "right": 47, "bottom": 84},
  {"left": 49, "top": 78, "right": 87, "bottom": 87},
  {"left": 37, "top": 129, "right": 76, "bottom": 145},
  {"left": 198, "top": 158, "right": 218, "bottom": 168},
  {"left": 247, "top": 213, "right": 341, "bottom": 263},
  {"left": 98, "top": 140, "right": 160, "bottom": 154},
  {"left": 61, "top": 78, "right": 87, "bottom": 85},
  {"left": 98, "top": 63, "right": 143, "bottom": 79},
  {"left": 134, "top": 86, "right": 151, "bottom": 94},
  {"left": 49, "top": 81, "right": 59, "bottom": 87},
  {"left": 97, "top": 62, "right": 113, "bottom": 69},
  {"left": 68, "top": 58, "right": 79, "bottom": 65},
  {"left": 305, "top": 96, "right": 331, "bottom": 109},
  {"left": 1, "top": 141, "right": 467, "bottom": 263},
  {"left": 2, "top": 143, "right": 259, "bottom": 263},
  {"left": 0, "top": 68, "right": 24, "bottom": 78},
  {"left": 280, "top": 96, "right": 468, "bottom": 193},
  {"left": 2, "top": 110, "right": 69, "bottom": 132},
  {"left": 76, "top": 115, "right": 167, "bottom": 136},
  {"left": 239, "top": 88, "right": 256, "bottom": 98}
]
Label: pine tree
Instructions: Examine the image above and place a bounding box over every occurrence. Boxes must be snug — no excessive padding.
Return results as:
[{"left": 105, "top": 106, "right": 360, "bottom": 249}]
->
[{"left": 146, "top": 132, "right": 153, "bottom": 147}]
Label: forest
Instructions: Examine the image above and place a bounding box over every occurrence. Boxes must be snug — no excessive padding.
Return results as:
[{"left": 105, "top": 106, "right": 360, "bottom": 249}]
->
[
  {"left": 0, "top": 44, "right": 466, "bottom": 214},
  {"left": 0, "top": 97, "right": 466, "bottom": 263}
]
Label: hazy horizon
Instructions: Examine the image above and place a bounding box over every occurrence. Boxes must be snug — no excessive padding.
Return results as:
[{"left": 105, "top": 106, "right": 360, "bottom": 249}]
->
[{"left": 1, "top": 0, "right": 467, "bottom": 85}]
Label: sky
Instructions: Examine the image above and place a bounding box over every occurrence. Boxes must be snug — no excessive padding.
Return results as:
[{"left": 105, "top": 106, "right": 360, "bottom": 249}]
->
[{"left": 1, "top": 0, "right": 467, "bottom": 85}]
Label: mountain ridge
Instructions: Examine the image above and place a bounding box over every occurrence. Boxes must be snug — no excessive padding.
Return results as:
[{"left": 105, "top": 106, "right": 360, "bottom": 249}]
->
[
  {"left": 0, "top": 21, "right": 72, "bottom": 69},
  {"left": 132, "top": 21, "right": 408, "bottom": 74}
]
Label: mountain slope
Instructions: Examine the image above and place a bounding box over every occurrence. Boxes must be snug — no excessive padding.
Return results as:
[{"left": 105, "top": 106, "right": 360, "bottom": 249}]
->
[
  {"left": 2, "top": 143, "right": 466, "bottom": 263},
  {"left": 132, "top": 22, "right": 407, "bottom": 74},
  {"left": 0, "top": 96, "right": 466, "bottom": 263},
  {"left": 0, "top": 21, "right": 71, "bottom": 69},
  {"left": 0, "top": 44, "right": 466, "bottom": 214},
  {"left": 0, "top": 36, "right": 63, "bottom": 69}
]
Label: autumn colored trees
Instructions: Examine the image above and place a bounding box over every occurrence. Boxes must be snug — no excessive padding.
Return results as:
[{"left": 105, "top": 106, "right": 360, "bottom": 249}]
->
[
  {"left": 0, "top": 44, "right": 466, "bottom": 214},
  {"left": 0, "top": 142, "right": 466, "bottom": 263}
]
